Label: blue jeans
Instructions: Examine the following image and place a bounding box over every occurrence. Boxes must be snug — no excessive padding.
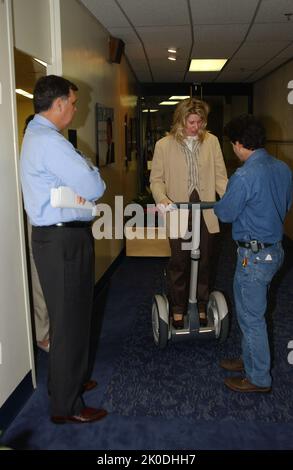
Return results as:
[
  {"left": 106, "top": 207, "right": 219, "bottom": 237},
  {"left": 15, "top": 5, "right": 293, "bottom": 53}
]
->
[{"left": 233, "top": 242, "right": 284, "bottom": 387}]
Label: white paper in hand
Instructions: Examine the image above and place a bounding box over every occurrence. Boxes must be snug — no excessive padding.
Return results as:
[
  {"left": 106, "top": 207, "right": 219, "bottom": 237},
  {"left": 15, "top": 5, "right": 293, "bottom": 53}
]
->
[
  {"left": 156, "top": 203, "right": 177, "bottom": 214},
  {"left": 50, "top": 186, "right": 94, "bottom": 212}
]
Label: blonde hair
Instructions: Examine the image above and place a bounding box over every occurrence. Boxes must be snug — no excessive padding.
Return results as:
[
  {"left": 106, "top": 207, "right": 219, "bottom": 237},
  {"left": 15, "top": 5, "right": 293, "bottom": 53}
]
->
[{"left": 170, "top": 98, "right": 210, "bottom": 143}]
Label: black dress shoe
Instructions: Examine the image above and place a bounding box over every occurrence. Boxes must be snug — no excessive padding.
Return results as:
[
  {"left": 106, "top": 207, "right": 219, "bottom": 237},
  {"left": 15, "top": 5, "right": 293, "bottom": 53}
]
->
[
  {"left": 51, "top": 407, "right": 108, "bottom": 424},
  {"left": 172, "top": 318, "right": 184, "bottom": 329},
  {"left": 83, "top": 380, "right": 98, "bottom": 393}
]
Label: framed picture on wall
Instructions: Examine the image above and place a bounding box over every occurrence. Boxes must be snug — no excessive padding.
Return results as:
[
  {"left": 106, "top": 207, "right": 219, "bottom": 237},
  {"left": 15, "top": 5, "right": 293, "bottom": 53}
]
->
[
  {"left": 95, "top": 104, "right": 115, "bottom": 167},
  {"left": 130, "top": 117, "right": 138, "bottom": 158}
]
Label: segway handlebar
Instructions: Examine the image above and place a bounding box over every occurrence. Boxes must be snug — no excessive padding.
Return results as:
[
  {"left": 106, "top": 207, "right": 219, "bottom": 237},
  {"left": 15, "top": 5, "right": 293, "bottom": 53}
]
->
[{"left": 172, "top": 201, "right": 216, "bottom": 210}]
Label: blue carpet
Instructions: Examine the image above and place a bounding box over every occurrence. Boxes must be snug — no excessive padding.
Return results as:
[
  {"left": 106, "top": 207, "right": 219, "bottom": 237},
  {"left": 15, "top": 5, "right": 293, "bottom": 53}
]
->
[
  {"left": 1, "top": 229, "right": 293, "bottom": 450},
  {"left": 101, "top": 234, "right": 293, "bottom": 424}
]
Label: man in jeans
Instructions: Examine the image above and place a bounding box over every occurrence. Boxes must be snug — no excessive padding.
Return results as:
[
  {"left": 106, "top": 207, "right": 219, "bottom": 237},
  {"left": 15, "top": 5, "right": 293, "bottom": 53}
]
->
[{"left": 214, "top": 114, "right": 292, "bottom": 393}]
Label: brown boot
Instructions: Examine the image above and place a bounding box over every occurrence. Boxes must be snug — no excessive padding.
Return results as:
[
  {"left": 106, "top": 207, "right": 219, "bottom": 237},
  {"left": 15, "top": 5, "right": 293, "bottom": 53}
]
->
[
  {"left": 198, "top": 303, "right": 208, "bottom": 326},
  {"left": 224, "top": 377, "right": 271, "bottom": 393},
  {"left": 220, "top": 357, "right": 244, "bottom": 372},
  {"left": 172, "top": 314, "right": 184, "bottom": 329}
]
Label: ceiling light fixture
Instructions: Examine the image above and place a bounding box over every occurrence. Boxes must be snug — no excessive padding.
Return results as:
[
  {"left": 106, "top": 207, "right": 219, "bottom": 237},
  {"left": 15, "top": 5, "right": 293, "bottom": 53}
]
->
[
  {"left": 159, "top": 101, "right": 179, "bottom": 105},
  {"left": 169, "top": 95, "right": 190, "bottom": 100},
  {"left": 15, "top": 88, "right": 33, "bottom": 99},
  {"left": 142, "top": 109, "right": 158, "bottom": 113},
  {"left": 33, "top": 57, "right": 47, "bottom": 67},
  {"left": 168, "top": 56, "right": 176, "bottom": 61},
  {"left": 189, "top": 59, "right": 227, "bottom": 72},
  {"left": 168, "top": 48, "right": 177, "bottom": 54}
]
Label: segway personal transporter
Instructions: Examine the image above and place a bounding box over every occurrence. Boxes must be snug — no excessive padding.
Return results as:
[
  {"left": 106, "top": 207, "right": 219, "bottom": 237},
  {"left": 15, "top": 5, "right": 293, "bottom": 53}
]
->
[{"left": 152, "top": 202, "right": 229, "bottom": 348}]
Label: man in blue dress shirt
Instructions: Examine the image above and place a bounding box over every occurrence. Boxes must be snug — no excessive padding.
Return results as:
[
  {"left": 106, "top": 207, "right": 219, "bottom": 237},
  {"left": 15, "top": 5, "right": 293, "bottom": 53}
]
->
[
  {"left": 21, "top": 75, "right": 107, "bottom": 423},
  {"left": 214, "top": 114, "right": 292, "bottom": 393}
]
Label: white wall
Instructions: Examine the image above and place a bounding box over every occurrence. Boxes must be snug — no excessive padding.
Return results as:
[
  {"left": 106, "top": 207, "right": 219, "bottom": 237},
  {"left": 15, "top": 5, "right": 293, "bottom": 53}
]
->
[
  {"left": 0, "top": 0, "right": 61, "bottom": 410},
  {"left": 0, "top": 0, "right": 35, "bottom": 407}
]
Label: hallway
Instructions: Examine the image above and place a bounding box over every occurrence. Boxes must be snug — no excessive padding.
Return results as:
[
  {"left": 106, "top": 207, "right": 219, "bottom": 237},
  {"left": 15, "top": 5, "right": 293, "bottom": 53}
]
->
[{"left": 2, "top": 228, "right": 293, "bottom": 450}]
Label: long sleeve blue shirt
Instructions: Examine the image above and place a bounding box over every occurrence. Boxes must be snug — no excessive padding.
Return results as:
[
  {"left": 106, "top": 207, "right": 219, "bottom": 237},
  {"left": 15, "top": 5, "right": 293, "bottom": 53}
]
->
[
  {"left": 214, "top": 148, "right": 292, "bottom": 243},
  {"left": 20, "top": 115, "right": 106, "bottom": 226}
]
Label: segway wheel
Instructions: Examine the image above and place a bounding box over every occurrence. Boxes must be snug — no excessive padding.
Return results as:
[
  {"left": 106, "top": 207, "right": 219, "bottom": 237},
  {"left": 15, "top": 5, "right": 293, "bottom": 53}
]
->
[
  {"left": 152, "top": 294, "right": 169, "bottom": 349},
  {"left": 208, "top": 291, "right": 229, "bottom": 343}
]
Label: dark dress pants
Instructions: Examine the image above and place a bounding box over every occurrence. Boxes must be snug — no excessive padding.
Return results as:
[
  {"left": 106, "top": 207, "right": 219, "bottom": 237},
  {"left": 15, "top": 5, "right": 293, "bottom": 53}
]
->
[
  {"left": 167, "top": 190, "right": 214, "bottom": 315},
  {"left": 32, "top": 225, "right": 94, "bottom": 416}
]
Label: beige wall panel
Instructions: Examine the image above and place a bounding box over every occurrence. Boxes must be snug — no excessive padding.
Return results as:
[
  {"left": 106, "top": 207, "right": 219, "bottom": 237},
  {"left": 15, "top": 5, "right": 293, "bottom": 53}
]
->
[
  {"left": 254, "top": 59, "right": 293, "bottom": 141},
  {"left": 254, "top": 60, "right": 293, "bottom": 239},
  {"left": 59, "top": 0, "right": 139, "bottom": 280},
  {"left": 13, "top": 0, "right": 51, "bottom": 63}
]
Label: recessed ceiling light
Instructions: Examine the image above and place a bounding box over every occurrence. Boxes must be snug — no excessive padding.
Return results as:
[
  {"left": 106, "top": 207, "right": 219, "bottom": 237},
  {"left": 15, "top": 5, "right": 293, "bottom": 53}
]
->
[
  {"left": 159, "top": 101, "right": 179, "bottom": 105},
  {"left": 15, "top": 89, "right": 33, "bottom": 99},
  {"left": 168, "top": 56, "right": 176, "bottom": 61},
  {"left": 33, "top": 57, "right": 47, "bottom": 67},
  {"left": 168, "top": 48, "right": 177, "bottom": 54},
  {"left": 169, "top": 95, "right": 190, "bottom": 100},
  {"left": 189, "top": 59, "right": 227, "bottom": 72},
  {"left": 142, "top": 109, "right": 158, "bottom": 113}
]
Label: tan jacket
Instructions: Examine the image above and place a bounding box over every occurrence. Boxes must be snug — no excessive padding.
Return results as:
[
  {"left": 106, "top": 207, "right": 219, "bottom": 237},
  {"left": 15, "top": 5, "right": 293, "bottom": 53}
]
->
[{"left": 150, "top": 133, "right": 228, "bottom": 233}]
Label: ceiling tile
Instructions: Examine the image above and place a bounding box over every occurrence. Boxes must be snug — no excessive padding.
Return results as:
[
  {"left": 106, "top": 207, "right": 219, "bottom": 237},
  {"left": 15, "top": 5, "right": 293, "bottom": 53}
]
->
[
  {"left": 255, "top": 0, "right": 293, "bottom": 23},
  {"left": 247, "top": 22, "right": 293, "bottom": 41},
  {"left": 125, "top": 43, "right": 147, "bottom": 60},
  {"left": 194, "top": 24, "right": 248, "bottom": 42},
  {"left": 190, "top": 0, "right": 259, "bottom": 24},
  {"left": 277, "top": 42, "right": 293, "bottom": 57},
  {"left": 234, "top": 41, "right": 292, "bottom": 59},
  {"left": 119, "top": 0, "right": 189, "bottom": 26},
  {"left": 80, "top": 0, "right": 129, "bottom": 28},
  {"left": 192, "top": 42, "right": 240, "bottom": 57},
  {"left": 137, "top": 25, "right": 191, "bottom": 45},
  {"left": 108, "top": 27, "right": 138, "bottom": 44}
]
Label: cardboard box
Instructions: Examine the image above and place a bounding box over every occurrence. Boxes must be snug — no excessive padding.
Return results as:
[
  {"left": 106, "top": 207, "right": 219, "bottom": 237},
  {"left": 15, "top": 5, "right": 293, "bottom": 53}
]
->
[{"left": 125, "top": 226, "right": 170, "bottom": 257}]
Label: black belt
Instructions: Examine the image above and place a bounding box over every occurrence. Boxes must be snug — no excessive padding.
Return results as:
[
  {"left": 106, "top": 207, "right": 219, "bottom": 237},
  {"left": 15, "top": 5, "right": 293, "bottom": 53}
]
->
[
  {"left": 236, "top": 240, "right": 273, "bottom": 250},
  {"left": 43, "top": 221, "right": 92, "bottom": 228}
]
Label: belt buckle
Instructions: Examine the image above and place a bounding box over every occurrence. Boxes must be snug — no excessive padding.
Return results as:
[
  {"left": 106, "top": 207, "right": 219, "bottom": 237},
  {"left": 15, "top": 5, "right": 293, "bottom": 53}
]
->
[{"left": 250, "top": 240, "right": 259, "bottom": 253}]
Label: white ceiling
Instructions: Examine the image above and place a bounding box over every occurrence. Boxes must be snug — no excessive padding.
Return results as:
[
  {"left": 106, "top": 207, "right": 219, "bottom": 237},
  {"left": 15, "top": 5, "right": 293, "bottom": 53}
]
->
[{"left": 80, "top": 0, "right": 293, "bottom": 83}]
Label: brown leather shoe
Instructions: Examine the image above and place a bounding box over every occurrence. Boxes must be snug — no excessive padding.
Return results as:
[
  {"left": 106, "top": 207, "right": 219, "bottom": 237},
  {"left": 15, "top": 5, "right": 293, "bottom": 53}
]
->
[
  {"left": 83, "top": 380, "right": 97, "bottom": 393},
  {"left": 198, "top": 303, "right": 208, "bottom": 326},
  {"left": 224, "top": 377, "right": 271, "bottom": 393},
  {"left": 199, "top": 312, "right": 208, "bottom": 327},
  {"left": 51, "top": 407, "right": 108, "bottom": 424},
  {"left": 220, "top": 357, "right": 244, "bottom": 372}
]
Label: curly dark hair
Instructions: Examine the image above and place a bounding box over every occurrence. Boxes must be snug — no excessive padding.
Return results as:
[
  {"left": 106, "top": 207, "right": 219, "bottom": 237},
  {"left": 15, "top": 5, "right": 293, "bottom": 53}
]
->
[{"left": 224, "top": 114, "right": 266, "bottom": 150}]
